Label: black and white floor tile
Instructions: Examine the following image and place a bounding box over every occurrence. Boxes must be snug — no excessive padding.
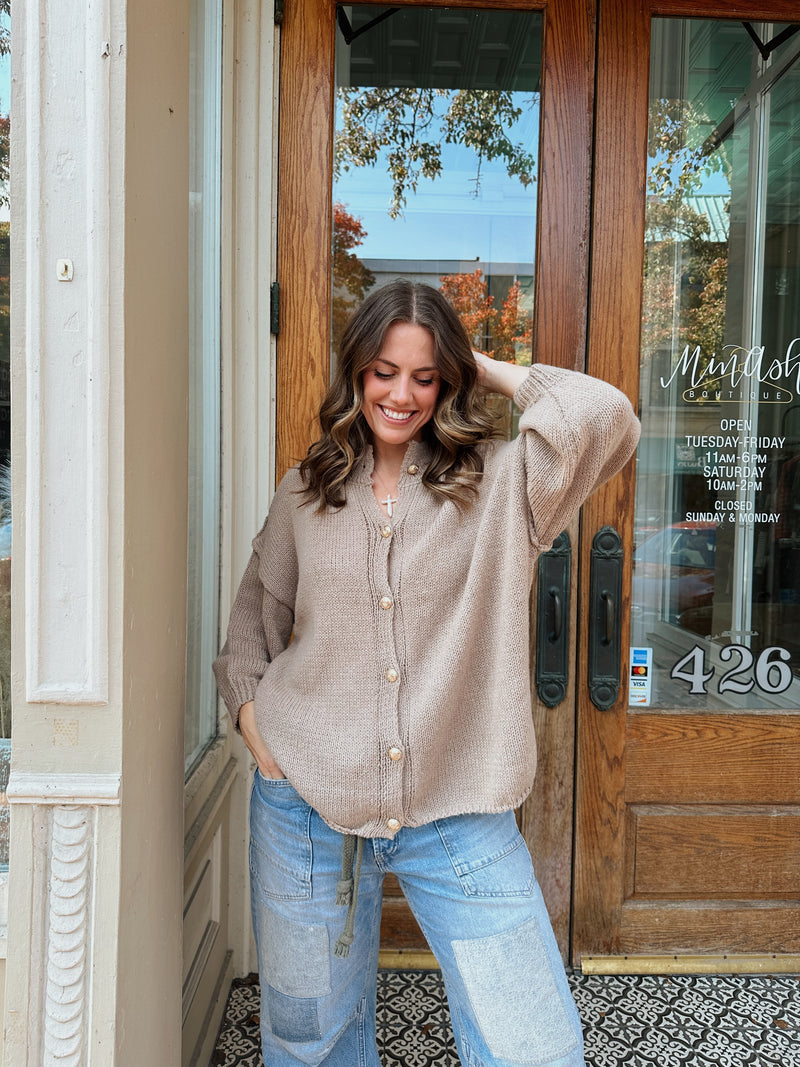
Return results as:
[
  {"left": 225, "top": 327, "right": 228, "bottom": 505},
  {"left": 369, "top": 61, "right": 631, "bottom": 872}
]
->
[{"left": 213, "top": 970, "right": 800, "bottom": 1066}]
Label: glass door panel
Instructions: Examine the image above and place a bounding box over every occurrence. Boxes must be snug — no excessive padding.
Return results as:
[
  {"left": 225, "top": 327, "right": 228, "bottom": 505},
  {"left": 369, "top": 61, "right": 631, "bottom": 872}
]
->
[
  {"left": 631, "top": 19, "right": 800, "bottom": 711},
  {"left": 333, "top": 6, "right": 542, "bottom": 432}
]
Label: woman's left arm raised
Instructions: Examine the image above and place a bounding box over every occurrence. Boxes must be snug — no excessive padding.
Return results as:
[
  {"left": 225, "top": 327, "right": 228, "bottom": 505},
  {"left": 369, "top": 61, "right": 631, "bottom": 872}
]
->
[{"left": 473, "top": 351, "right": 641, "bottom": 550}]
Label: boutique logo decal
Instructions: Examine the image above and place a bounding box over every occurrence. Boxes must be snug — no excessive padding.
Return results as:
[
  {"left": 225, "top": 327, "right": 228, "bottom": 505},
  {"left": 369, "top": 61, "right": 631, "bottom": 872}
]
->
[{"left": 660, "top": 339, "right": 799, "bottom": 404}]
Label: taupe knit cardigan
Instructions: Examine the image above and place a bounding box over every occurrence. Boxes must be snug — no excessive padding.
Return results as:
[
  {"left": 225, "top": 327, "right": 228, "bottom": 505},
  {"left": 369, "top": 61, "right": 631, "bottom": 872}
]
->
[{"left": 213, "top": 364, "right": 640, "bottom": 838}]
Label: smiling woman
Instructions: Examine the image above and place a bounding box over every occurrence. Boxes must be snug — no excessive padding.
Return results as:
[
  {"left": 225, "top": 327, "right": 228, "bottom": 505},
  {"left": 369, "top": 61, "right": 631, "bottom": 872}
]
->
[
  {"left": 213, "top": 277, "right": 639, "bottom": 1066},
  {"left": 360, "top": 322, "right": 440, "bottom": 467},
  {"left": 299, "top": 280, "right": 500, "bottom": 513}
]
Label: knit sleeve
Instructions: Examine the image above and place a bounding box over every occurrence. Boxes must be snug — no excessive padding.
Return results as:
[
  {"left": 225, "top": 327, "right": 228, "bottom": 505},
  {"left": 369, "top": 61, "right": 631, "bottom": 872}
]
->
[
  {"left": 513, "top": 364, "right": 641, "bottom": 550},
  {"left": 212, "top": 477, "right": 299, "bottom": 729}
]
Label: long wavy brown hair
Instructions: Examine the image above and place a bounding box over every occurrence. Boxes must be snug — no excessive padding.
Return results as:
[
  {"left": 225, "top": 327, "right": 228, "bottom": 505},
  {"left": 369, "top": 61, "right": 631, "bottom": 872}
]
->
[{"left": 299, "top": 280, "right": 501, "bottom": 510}]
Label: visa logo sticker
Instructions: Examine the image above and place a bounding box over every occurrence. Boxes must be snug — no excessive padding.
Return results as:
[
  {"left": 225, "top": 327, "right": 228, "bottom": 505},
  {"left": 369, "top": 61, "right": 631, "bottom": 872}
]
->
[{"left": 628, "top": 647, "right": 653, "bottom": 706}]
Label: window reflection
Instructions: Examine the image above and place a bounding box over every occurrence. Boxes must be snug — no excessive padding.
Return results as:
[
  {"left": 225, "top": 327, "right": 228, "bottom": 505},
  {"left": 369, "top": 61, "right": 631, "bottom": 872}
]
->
[
  {"left": 333, "top": 4, "right": 542, "bottom": 406},
  {"left": 632, "top": 19, "right": 800, "bottom": 709},
  {"left": 186, "top": 0, "right": 222, "bottom": 774}
]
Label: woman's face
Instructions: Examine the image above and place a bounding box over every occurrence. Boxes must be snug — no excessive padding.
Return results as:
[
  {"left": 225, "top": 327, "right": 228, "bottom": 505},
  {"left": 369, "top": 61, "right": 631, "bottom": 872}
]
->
[{"left": 360, "top": 322, "right": 441, "bottom": 454}]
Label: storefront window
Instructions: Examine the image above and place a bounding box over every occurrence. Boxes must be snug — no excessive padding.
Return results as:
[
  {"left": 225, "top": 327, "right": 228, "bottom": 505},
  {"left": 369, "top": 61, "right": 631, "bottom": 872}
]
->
[
  {"left": 332, "top": 6, "right": 540, "bottom": 433},
  {"left": 186, "top": 0, "right": 222, "bottom": 774},
  {"left": 631, "top": 19, "right": 800, "bottom": 710}
]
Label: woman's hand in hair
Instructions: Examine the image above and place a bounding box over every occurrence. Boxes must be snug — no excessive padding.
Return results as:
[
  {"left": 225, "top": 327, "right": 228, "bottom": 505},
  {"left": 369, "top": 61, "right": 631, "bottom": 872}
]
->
[
  {"left": 472, "top": 350, "right": 530, "bottom": 399},
  {"left": 238, "top": 700, "right": 286, "bottom": 779}
]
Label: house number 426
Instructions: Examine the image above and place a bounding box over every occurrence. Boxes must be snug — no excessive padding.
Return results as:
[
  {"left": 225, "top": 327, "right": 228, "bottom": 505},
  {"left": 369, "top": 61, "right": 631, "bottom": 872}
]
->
[{"left": 670, "top": 644, "right": 793, "bottom": 696}]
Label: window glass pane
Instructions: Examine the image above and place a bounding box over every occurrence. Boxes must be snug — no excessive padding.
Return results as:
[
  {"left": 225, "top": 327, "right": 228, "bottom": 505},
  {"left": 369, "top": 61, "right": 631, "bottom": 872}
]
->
[
  {"left": 0, "top": 0, "right": 9, "bottom": 868},
  {"left": 186, "top": 0, "right": 222, "bottom": 774},
  {"left": 333, "top": 5, "right": 541, "bottom": 436},
  {"left": 631, "top": 19, "right": 800, "bottom": 710}
]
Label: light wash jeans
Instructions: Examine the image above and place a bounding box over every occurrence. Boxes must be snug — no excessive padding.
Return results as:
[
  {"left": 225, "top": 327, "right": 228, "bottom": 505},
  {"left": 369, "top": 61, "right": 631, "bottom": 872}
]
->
[{"left": 250, "top": 771, "right": 586, "bottom": 1067}]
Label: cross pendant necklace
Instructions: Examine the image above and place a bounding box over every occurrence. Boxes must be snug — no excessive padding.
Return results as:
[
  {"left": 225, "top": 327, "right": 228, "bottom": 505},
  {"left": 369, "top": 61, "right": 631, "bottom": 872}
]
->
[
  {"left": 373, "top": 469, "right": 399, "bottom": 517},
  {"left": 381, "top": 492, "right": 398, "bottom": 517}
]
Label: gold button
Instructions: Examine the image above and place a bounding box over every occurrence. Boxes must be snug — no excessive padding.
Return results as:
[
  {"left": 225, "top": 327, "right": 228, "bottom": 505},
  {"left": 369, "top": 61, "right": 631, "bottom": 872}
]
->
[
  {"left": 380, "top": 525, "right": 392, "bottom": 539},
  {"left": 388, "top": 746, "right": 403, "bottom": 761},
  {"left": 385, "top": 668, "right": 399, "bottom": 683},
  {"left": 407, "top": 464, "right": 419, "bottom": 475},
  {"left": 379, "top": 596, "right": 393, "bottom": 610},
  {"left": 387, "top": 818, "right": 401, "bottom": 832}
]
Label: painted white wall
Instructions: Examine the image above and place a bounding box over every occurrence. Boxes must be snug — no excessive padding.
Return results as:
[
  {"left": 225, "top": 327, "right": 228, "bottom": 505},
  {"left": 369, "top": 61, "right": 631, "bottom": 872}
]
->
[{"left": 116, "top": 0, "right": 189, "bottom": 1059}]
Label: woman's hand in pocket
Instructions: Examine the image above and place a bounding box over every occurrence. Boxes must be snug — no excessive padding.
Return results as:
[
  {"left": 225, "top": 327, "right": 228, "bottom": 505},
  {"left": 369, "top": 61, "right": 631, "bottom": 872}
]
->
[{"left": 238, "top": 701, "right": 286, "bottom": 779}]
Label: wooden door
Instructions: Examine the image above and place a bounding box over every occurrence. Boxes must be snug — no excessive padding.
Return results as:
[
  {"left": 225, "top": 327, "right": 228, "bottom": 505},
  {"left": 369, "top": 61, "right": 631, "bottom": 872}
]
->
[
  {"left": 574, "top": 0, "right": 800, "bottom": 969},
  {"left": 276, "top": 0, "right": 596, "bottom": 956}
]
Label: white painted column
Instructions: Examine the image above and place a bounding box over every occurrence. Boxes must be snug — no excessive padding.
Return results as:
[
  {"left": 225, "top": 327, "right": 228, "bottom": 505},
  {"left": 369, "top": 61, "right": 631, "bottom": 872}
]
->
[
  {"left": 22, "top": 0, "right": 113, "bottom": 708},
  {"left": 5, "top": 0, "right": 127, "bottom": 1059}
]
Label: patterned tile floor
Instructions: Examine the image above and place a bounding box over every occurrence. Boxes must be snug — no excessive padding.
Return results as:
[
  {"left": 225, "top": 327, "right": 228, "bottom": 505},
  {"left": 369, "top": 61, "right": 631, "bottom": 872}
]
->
[{"left": 213, "top": 969, "right": 800, "bottom": 1066}]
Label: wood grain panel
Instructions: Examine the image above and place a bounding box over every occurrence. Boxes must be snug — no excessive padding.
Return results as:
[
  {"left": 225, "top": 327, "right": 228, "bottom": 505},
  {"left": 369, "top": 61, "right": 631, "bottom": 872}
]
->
[
  {"left": 533, "top": 0, "right": 595, "bottom": 372},
  {"left": 276, "top": 0, "right": 335, "bottom": 479},
  {"left": 379, "top": 897, "right": 426, "bottom": 950},
  {"left": 572, "top": 0, "right": 650, "bottom": 961},
  {"left": 626, "top": 715, "right": 800, "bottom": 804},
  {"left": 630, "top": 811, "right": 800, "bottom": 898},
  {"left": 653, "top": 0, "right": 800, "bottom": 16},
  {"left": 619, "top": 904, "right": 800, "bottom": 955},
  {"left": 517, "top": 0, "right": 595, "bottom": 962}
]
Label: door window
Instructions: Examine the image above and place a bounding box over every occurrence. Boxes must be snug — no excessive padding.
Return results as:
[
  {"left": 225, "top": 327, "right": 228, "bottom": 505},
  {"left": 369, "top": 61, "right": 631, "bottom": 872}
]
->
[
  {"left": 332, "top": 4, "right": 542, "bottom": 428},
  {"left": 631, "top": 18, "right": 800, "bottom": 711}
]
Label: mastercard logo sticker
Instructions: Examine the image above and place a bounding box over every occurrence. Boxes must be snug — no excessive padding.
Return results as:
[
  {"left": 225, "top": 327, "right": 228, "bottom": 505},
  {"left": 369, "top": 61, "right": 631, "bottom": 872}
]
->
[{"left": 632, "top": 665, "right": 648, "bottom": 676}]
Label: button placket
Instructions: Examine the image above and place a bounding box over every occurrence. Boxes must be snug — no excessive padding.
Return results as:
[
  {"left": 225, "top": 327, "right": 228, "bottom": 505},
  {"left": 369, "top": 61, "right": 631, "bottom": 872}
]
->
[{"left": 373, "top": 516, "right": 405, "bottom": 827}]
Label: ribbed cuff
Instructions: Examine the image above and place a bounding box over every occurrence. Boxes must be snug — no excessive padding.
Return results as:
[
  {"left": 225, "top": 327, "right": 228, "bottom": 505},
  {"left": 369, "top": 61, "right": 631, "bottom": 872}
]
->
[
  {"left": 512, "top": 363, "right": 569, "bottom": 411},
  {"left": 219, "top": 677, "right": 260, "bottom": 730}
]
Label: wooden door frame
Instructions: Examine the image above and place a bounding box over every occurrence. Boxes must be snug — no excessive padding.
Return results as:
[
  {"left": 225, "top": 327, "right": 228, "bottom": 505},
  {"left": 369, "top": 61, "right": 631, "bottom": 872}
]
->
[
  {"left": 276, "top": 0, "right": 596, "bottom": 476},
  {"left": 276, "top": 0, "right": 597, "bottom": 958},
  {"left": 574, "top": 0, "right": 800, "bottom": 969}
]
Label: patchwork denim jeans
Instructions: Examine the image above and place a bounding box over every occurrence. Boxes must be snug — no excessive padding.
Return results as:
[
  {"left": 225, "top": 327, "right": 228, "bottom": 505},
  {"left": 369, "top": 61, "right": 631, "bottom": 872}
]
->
[{"left": 250, "top": 771, "right": 586, "bottom": 1067}]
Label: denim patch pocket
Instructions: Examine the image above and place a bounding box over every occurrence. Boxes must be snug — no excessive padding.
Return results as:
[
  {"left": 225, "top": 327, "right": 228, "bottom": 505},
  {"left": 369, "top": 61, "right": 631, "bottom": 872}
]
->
[
  {"left": 259, "top": 903, "right": 331, "bottom": 999},
  {"left": 452, "top": 915, "right": 580, "bottom": 1065},
  {"left": 250, "top": 774, "right": 313, "bottom": 902},
  {"left": 435, "top": 811, "right": 534, "bottom": 898}
]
